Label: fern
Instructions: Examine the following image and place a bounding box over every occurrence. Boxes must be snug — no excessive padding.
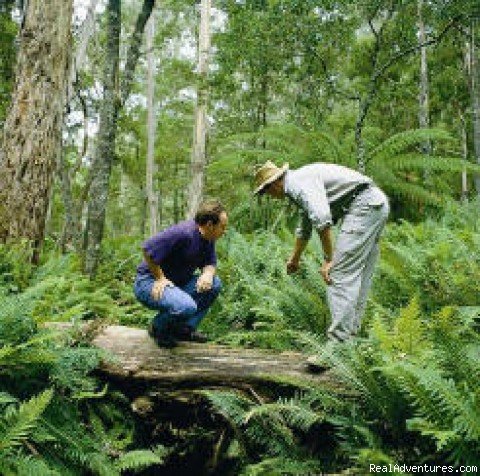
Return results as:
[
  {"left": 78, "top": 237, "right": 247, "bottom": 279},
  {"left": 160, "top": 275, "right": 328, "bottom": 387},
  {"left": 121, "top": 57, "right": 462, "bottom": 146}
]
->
[
  {"left": 240, "top": 457, "right": 322, "bottom": 476},
  {"left": 0, "top": 389, "right": 53, "bottom": 453},
  {"left": 115, "top": 448, "right": 166, "bottom": 472}
]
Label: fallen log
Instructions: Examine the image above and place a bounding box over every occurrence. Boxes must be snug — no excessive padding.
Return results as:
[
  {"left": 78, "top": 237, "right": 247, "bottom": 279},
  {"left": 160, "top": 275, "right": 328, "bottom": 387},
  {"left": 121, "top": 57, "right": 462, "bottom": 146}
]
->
[
  {"left": 47, "top": 323, "right": 339, "bottom": 473},
  {"left": 92, "top": 325, "right": 332, "bottom": 394}
]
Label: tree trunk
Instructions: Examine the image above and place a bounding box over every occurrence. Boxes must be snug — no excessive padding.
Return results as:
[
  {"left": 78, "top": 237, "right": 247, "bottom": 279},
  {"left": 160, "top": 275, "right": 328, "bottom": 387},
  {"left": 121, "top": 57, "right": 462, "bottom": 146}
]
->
[
  {"left": 470, "top": 21, "right": 480, "bottom": 197},
  {"left": 355, "top": 98, "right": 371, "bottom": 173},
  {"left": 83, "top": 0, "right": 121, "bottom": 275},
  {"left": 417, "top": 0, "right": 431, "bottom": 163},
  {"left": 460, "top": 112, "right": 469, "bottom": 202},
  {"left": 0, "top": 0, "right": 73, "bottom": 262},
  {"left": 66, "top": 0, "right": 98, "bottom": 105},
  {"left": 83, "top": 0, "right": 155, "bottom": 276},
  {"left": 186, "top": 0, "right": 211, "bottom": 219},
  {"left": 146, "top": 13, "right": 158, "bottom": 235}
]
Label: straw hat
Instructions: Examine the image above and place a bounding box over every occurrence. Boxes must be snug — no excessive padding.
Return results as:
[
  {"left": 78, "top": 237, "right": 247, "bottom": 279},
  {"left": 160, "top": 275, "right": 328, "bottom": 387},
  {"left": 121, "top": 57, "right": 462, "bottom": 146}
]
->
[{"left": 253, "top": 161, "right": 289, "bottom": 195}]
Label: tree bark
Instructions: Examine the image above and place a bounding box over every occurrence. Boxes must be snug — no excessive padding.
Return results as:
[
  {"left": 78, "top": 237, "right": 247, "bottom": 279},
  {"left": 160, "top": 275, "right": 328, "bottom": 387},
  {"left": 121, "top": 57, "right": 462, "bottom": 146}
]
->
[
  {"left": 417, "top": 0, "right": 431, "bottom": 160},
  {"left": 146, "top": 13, "right": 158, "bottom": 236},
  {"left": 83, "top": 0, "right": 121, "bottom": 276},
  {"left": 460, "top": 112, "right": 469, "bottom": 201},
  {"left": 0, "top": 0, "right": 73, "bottom": 262},
  {"left": 66, "top": 0, "right": 98, "bottom": 105},
  {"left": 470, "top": 21, "right": 480, "bottom": 197},
  {"left": 186, "top": 0, "right": 211, "bottom": 219},
  {"left": 83, "top": 0, "right": 156, "bottom": 276}
]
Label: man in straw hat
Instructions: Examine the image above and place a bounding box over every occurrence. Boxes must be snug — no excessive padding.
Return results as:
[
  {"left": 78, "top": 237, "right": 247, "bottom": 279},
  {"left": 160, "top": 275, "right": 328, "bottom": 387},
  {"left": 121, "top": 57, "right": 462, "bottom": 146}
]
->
[{"left": 254, "top": 161, "right": 389, "bottom": 367}]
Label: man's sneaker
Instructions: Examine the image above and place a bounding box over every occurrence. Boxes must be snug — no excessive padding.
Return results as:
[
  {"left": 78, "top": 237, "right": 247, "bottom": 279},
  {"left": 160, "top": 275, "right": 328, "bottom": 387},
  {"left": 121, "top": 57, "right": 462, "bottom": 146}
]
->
[
  {"left": 175, "top": 326, "right": 208, "bottom": 343},
  {"left": 147, "top": 323, "right": 177, "bottom": 348}
]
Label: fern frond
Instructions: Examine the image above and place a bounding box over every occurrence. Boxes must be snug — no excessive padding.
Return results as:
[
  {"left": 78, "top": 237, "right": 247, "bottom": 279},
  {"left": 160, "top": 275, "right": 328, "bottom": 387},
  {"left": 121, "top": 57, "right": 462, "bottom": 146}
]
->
[
  {"left": 389, "top": 154, "right": 480, "bottom": 175},
  {"left": 240, "top": 457, "right": 321, "bottom": 476},
  {"left": 0, "top": 389, "right": 53, "bottom": 453},
  {"left": 369, "top": 128, "right": 453, "bottom": 163},
  {"left": 115, "top": 449, "right": 164, "bottom": 472}
]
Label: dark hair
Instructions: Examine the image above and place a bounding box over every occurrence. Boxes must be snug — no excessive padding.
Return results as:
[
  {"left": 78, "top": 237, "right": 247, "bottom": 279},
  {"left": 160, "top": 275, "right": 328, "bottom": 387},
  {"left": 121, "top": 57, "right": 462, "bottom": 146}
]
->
[{"left": 194, "top": 199, "right": 226, "bottom": 225}]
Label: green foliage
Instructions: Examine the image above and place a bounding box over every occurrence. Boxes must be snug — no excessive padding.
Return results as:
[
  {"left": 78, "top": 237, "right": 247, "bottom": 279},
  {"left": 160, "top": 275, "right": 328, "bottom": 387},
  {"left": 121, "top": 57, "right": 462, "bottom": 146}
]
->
[
  {"left": 374, "top": 202, "right": 480, "bottom": 312},
  {"left": 206, "top": 229, "right": 329, "bottom": 347},
  {"left": 115, "top": 448, "right": 165, "bottom": 472},
  {"left": 204, "top": 390, "right": 327, "bottom": 472},
  {"left": 0, "top": 0, "right": 16, "bottom": 127},
  {"left": 0, "top": 247, "right": 163, "bottom": 475},
  {"left": 0, "top": 389, "right": 53, "bottom": 454}
]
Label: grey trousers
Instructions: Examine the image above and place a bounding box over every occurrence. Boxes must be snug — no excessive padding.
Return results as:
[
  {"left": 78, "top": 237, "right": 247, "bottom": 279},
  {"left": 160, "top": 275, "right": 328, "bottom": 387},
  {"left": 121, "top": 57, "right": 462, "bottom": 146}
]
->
[{"left": 327, "top": 186, "right": 389, "bottom": 341}]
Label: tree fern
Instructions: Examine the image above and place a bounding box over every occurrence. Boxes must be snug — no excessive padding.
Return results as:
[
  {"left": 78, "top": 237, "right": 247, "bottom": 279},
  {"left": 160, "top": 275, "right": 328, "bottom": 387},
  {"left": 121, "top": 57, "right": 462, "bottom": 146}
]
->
[{"left": 369, "top": 128, "right": 453, "bottom": 163}]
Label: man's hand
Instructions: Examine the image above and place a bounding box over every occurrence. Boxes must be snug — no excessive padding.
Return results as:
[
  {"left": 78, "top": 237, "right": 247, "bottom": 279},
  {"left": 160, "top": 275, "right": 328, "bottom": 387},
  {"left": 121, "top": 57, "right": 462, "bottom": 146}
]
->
[
  {"left": 286, "top": 256, "right": 300, "bottom": 274},
  {"left": 151, "top": 277, "right": 173, "bottom": 300},
  {"left": 196, "top": 272, "right": 213, "bottom": 293},
  {"left": 320, "top": 260, "right": 333, "bottom": 285}
]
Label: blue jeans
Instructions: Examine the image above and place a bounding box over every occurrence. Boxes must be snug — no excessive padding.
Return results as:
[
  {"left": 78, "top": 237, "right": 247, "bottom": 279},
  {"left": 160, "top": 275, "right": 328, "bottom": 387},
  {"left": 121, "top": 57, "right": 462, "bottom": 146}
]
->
[{"left": 134, "top": 274, "right": 222, "bottom": 335}]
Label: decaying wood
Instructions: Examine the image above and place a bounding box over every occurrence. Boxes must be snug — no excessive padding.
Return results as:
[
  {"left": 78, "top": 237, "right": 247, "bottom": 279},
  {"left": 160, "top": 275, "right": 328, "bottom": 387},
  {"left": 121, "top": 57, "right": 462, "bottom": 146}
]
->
[{"left": 90, "top": 325, "right": 332, "bottom": 394}]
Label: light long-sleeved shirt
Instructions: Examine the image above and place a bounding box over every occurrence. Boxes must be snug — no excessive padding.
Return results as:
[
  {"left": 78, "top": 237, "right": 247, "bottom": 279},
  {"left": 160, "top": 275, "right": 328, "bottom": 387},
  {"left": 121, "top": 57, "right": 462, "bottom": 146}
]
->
[{"left": 284, "top": 163, "right": 373, "bottom": 240}]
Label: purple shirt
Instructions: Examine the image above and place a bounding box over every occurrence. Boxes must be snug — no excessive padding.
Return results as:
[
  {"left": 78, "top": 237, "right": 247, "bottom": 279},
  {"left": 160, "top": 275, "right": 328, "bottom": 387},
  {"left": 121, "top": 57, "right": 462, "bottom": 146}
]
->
[{"left": 136, "top": 220, "right": 217, "bottom": 286}]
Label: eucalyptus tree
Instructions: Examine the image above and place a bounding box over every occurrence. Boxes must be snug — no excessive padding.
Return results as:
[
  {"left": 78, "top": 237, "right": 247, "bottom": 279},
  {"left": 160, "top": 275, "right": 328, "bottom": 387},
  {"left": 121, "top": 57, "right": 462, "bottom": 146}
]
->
[
  {"left": 146, "top": 12, "right": 158, "bottom": 235},
  {"left": 186, "top": 0, "right": 212, "bottom": 218},
  {"left": 83, "top": 0, "right": 155, "bottom": 276},
  {"left": 0, "top": 0, "right": 73, "bottom": 263},
  {"left": 417, "top": 0, "right": 431, "bottom": 159},
  {"left": 468, "top": 21, "right": 480, "bottom": 196}
]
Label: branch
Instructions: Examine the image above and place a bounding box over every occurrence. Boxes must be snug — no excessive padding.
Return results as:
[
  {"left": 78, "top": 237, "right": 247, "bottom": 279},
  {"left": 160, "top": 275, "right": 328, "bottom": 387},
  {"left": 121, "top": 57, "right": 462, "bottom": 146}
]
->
[
  {"left": 120, "top": 0, "right": 155, "bottom": 104},
  {"left": 372, "top": 17, "right": 460, "bottom": 85}
]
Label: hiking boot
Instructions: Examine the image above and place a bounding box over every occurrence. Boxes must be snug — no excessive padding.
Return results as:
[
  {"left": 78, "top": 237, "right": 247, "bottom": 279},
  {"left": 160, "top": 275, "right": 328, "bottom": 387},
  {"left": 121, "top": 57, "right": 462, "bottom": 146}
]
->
[
  {"left": 147, "top": 323, "right": 177, "bottom": 348},
  {"left": 175, "top": 326, "right": 208, "bottom": 343}
]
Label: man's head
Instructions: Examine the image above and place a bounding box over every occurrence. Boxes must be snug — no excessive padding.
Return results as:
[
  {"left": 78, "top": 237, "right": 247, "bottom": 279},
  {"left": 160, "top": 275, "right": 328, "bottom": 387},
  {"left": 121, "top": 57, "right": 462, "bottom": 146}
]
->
[
  {"left": 253, "top": 160, "right": 288, "bottom": 199},
  {"left": 195, "top": 199, "right": 228, "bottom": 241}
]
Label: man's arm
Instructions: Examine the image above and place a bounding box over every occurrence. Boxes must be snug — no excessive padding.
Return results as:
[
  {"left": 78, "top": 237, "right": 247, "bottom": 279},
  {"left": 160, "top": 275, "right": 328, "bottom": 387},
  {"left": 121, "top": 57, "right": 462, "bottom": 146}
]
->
[
  {"left": 318, "top": 226, "right": 333, "bottom": 285},
  {"left": 287, "top": 237, "right": 308, "bottom": 273}
]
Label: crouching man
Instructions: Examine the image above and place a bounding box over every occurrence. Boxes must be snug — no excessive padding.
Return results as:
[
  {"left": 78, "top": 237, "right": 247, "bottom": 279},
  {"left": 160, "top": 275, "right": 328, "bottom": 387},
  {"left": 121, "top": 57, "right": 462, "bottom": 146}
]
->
[{"left": 134, "top": 199, "right": 228, "bottom": 348}]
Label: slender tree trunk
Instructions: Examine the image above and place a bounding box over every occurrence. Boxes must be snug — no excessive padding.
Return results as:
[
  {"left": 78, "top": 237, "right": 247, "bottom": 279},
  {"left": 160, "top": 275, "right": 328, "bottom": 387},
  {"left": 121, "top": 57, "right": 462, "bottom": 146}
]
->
[
  {"left": 66, "top": 0, "right": 98, "bottom": 105},
  {"left": 83, "top": 0, "right": 121, "bottom": 275},
  {"left": 470, "top": 21, "right": 480, "bottom": 196},
  {"left": 146, "top": 13, "right": 158, "bottom": 235},
  {"left": 355, "top": 97, "right": 372, "bottom": 173},
  {"left": 83, "top": 0, "right": 155, "bottom": 275},
  {"left": 460, "top": 112, "right": 469, "bottom": 202},
  {"left": 417, "top": 0, "right": 431, "bottom": 161},
  {"left": 186, "top": 0, "right": 211, "bottom": 219},
  {"left": 0, "top": 0, "right": 73, "bottom": 262}
]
